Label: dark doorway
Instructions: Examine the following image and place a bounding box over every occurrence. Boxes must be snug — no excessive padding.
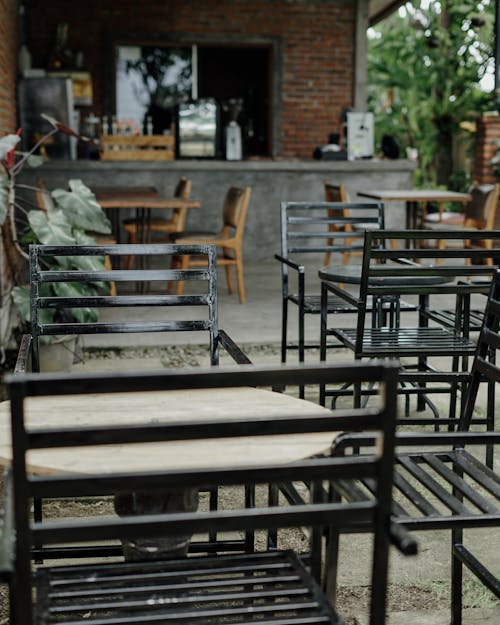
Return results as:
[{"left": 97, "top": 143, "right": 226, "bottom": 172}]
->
[{"left": 197, "top": 46, "right": 270, "bottom": 156}]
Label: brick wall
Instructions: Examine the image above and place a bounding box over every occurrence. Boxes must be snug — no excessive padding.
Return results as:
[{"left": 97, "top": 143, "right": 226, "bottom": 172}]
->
[
  {"left": 474, "top": 115, "right": 500, "bottom": 229},
  {"left": 0, "top": 0, "right": 18, "bottom": 349},
  {"left": 26, "top": 0, "right": 356, "bottom": 158},
  {"left": 0, "top": 0, "right": 17, "bottom": 134},
  {"left": 474, "top": 115, "right": 500, "bottom": 185}
]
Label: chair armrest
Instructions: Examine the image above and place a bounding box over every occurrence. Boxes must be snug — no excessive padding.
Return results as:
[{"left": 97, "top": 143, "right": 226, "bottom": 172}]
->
[
  {"left": 331, "top": 431, "right": 500, "bottom": 452},
  {"left": 0, "top": 470, "right": 14, "bottom": 582},
  {"left": 14, "top": 334, "right": 33, "bottom": 374},
  {"left": 218, "top": 330, "right": 253, "bottom": 365},
  {"left": 274, "top": 254, "right": 303, "bottom": 273}
]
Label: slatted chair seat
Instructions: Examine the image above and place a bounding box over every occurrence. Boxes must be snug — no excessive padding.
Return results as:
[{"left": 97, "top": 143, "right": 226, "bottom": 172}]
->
[
  {"left": 35, "top": 551, "right": 338, "bottom": 624},
  {"left": 333, "top": 327, "right": 477, "bottom": 357},
  {"left": 289, "top": 293, "right": 416, "bottom": 315}
]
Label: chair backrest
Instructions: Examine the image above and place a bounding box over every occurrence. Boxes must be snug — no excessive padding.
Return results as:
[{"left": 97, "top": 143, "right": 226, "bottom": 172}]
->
[
  {"left": 6, "top": 361, "right": 399, "bottom": 625},
  {"left": 170, "top": 176, "right": 193, "bottom": 230},
  {"left": 460, "top": 268, "right": 500, "bottom": 431},
  {"left": 221, "top": 186, "right": 251, "bottom": 238},
  {"left": 463, "top": 183, "right": 499, "bottom": 230},
  {"left": 279, "top": 201, "right": 385, "bottom": 263},
  {"left": 324, "top": 182, "right": 349, "bottom": 203},
  {"left": 173, "top": 176, "right": 192, "bottom": 200},
  {"left": 26, "top": 243, "right": 223, "bottom": 371}
]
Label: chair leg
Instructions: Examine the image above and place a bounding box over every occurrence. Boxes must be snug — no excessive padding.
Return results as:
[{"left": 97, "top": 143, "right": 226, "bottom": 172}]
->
[
  {"left": 104, "top": 255, "right": 117, "bottom": 296},
  {"left": 124, "top": 230, "right": 137, "bottom": 270},
  {"left": 451, "top": 529, "right": 464, "bottom": 625},
  {"left": 176, "top": 254, "right": 190, "bottom": 295},
  {"left": 235, "top": 252, "right": 246, "bottom": 304},
  {"left": 225, "top": 263, "right": 235, "bottom": 295}
]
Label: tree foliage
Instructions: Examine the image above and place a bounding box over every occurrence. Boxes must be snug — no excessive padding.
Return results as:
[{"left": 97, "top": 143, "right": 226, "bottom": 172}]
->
[{"left": 368, "top": 0, "right": 495, "bottom": 186}]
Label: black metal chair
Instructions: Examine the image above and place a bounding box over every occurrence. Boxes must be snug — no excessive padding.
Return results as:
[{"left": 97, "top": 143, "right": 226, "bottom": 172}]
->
[
  {"left": 2, "top": 362, "right": 402, "bottom": 625},
  {"left": 275, "top": 201, "right": 406, "bottom": 378},
  {"left": 320, "top": 230, "right": 500, "bottom": 429},
  {"left": 16, "top": 243, "right": 251, "bottom": 374},
  {"left": 328, "top": 269, "right": 500, "bottom": 625}
]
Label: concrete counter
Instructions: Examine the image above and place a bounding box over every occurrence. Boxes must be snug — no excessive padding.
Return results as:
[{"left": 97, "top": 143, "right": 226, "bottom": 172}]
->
[{"left": 19, "top": 158, "right": 416, "bottom": 260}]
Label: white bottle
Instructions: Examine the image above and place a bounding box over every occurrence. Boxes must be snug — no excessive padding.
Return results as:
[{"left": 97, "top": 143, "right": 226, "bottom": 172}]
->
[{"left": 225, "top": 121, "right": 242, "bottom": 161}]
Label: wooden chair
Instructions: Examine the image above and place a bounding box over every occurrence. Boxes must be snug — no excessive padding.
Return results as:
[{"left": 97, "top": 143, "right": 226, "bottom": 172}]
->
[
  {"left": 326, "top": 270, "right": 500, "bottom": 625},
  {"left": 422, "top": 183, "right": 500, "bottom": 263},
  {"left": 173, "top": 186, "right": 251, "bottom": 304},
  {"left": 1, "top": 361, "right": 403, "bottom": 625},
  {"left": 319, "top": 229, "right": 500, "bottom": 429},
  {"left": 323, "top": 182, "right": 350, "bottom": 264},
  {"left": 123, "top": 176, "right": 192, "bottom": 253}
]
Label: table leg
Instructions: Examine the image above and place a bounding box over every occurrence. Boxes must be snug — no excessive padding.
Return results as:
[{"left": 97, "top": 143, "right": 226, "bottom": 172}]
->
[{"left": 114, "top": 489, "right": 199, "bottom": 560}]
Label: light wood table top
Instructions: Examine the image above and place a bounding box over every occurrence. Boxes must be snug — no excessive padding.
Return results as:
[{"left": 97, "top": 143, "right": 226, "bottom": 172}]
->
[
  {"left": 94, "top": 186, "right": 200, "bottom": 210},
  {"left": 357, "top": 189, "right": 472, "bottom": 203},
  {"left": 0, "top": 387, "right": 339, "bottom": 475}
]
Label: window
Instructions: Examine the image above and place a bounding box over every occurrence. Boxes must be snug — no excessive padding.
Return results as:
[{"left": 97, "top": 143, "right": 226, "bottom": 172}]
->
[{"left": 114, "top": 42, "right": 272, "bottom": 157}]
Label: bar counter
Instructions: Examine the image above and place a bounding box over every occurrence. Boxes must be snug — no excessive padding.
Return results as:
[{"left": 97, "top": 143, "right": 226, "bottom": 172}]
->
[{"left": 18, "top": 158, "right": 416, "bottom": 260}]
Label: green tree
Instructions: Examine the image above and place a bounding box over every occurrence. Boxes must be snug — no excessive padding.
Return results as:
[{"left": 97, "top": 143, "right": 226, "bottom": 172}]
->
[{"left": 368, "top": 0, "right": 494, "bottom": 186}]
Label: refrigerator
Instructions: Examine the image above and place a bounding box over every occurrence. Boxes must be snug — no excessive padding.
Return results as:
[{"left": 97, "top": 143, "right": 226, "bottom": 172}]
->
[{"left": 18, "top": 77, "right": 77, "bottom": 160}]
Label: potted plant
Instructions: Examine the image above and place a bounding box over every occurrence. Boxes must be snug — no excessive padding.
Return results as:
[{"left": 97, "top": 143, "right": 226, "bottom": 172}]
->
[{"left": 0, "top": 116, "right": 112, "bottom": 370}]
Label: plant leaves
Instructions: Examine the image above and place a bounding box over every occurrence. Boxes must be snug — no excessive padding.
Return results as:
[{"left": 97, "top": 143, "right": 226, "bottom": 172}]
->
[
  {"left": 52, "top": 179, "right": 111, "bottom": 234},
  {"left": 52, "top": 281, "right": 99, "bottom": 324},
  {"left": 27, "top": 209, "right": 75, "bottom": 245},
  {"left": 11, "top": 285, "right": 55, "bottom": 324}
]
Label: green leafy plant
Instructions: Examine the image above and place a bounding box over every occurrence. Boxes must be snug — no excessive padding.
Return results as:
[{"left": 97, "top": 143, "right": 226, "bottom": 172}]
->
[{"left": 0, "top": 116, "right": 112, "bottom": 336}]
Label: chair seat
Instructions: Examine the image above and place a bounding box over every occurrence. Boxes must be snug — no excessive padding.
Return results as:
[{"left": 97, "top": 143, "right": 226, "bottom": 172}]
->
[
  {"left": 289, "top": 293, "right": 416, "bottom": 315},
  {"left": 35, "top": 550, "right": 338, "bottom": 624},
  {"left": 331, "top": 327, "right": 477, "bottom": 356},
  {"left": 423, "top": 212, "right": 465, "bottom": 226}
]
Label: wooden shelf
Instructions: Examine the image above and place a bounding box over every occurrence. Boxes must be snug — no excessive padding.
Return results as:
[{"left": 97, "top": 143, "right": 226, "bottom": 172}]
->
[{"left": 100, "top": 134, "right": 175, "bottom": 161}]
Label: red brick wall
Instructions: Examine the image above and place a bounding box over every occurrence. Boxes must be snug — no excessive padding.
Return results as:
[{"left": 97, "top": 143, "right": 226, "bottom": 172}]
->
[
  {"left": 474, "top": 116, "right": 500, "bottom": 185},
  {"left": 26, "top": 0, "right": 356, "bottom": 158},
  {"left": 0, "top": 0, "right": 17, "bottom": 134},
  {"left": 474, "top": 115, "right": 500, "bottom": 229}
]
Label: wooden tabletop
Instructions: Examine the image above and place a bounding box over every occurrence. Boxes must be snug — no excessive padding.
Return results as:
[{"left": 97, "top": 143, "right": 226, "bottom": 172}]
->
[
  {"left": 0, "top": 387, "right": 339, "bottom": 475},
  {"left": 94, "top": 186, "right": 201, "bottom": 210},
  {"left": 358, "top": 190, "right": 471, "bottom": 203}
]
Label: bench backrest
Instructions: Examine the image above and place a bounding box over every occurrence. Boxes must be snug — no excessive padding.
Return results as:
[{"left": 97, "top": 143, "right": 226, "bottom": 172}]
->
[
  {"left": 27, "top": 243, "right": 222, "bottom": 371},
  {"left": 6, "top": 361, "right": 399, "bottom": 625}
]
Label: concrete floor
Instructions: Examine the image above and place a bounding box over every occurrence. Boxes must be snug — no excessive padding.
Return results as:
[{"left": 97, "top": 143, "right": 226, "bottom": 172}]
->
[{"left": 74, "top": 258, "right": 499, "bottom": 624}]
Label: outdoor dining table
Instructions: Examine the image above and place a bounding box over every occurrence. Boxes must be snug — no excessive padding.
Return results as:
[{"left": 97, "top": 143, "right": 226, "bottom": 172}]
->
[
  {"left": 0, "top": 385, "right": 339, "bottom": 559},
  {"left": 357, "top": 189, "right": 472, "bottom": 231},
  {"left": 94, "top": 186, "right": 201, "bottom": 243}
]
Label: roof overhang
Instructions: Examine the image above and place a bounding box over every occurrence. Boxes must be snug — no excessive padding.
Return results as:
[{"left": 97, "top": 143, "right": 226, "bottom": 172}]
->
[{"left": 369, "top": 0, "right": 406, "bottom": 26}]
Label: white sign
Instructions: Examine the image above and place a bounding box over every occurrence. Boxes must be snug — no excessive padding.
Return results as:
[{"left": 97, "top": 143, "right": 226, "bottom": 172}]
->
[{"left": 347, "top": 112, "right": 374, "bottom": 160}]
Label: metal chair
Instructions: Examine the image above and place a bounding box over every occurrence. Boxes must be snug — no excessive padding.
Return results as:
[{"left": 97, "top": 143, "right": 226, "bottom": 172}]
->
[
  {"left": 1, "top": 362, "right": 402, "bottom": 625},
  {"left": 328, "top": 269, "right": 500, "bottom": 625},
  {"left": 173, "top": 186, "right": 251, "bottom": 304},
  {"left": 16, "top": 242, "right": 250, "bottom": 374},
  {"left": 319, "top": 230, "right": 500, "bottom": 428},
  {"left": 275, "top": 200, "right": 400, "bottom": 375}
]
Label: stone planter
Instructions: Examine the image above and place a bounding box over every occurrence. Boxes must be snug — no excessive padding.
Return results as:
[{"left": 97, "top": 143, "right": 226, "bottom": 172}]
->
[{"left": 40, "top": 335, "right": 78, "bottom": 372}]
